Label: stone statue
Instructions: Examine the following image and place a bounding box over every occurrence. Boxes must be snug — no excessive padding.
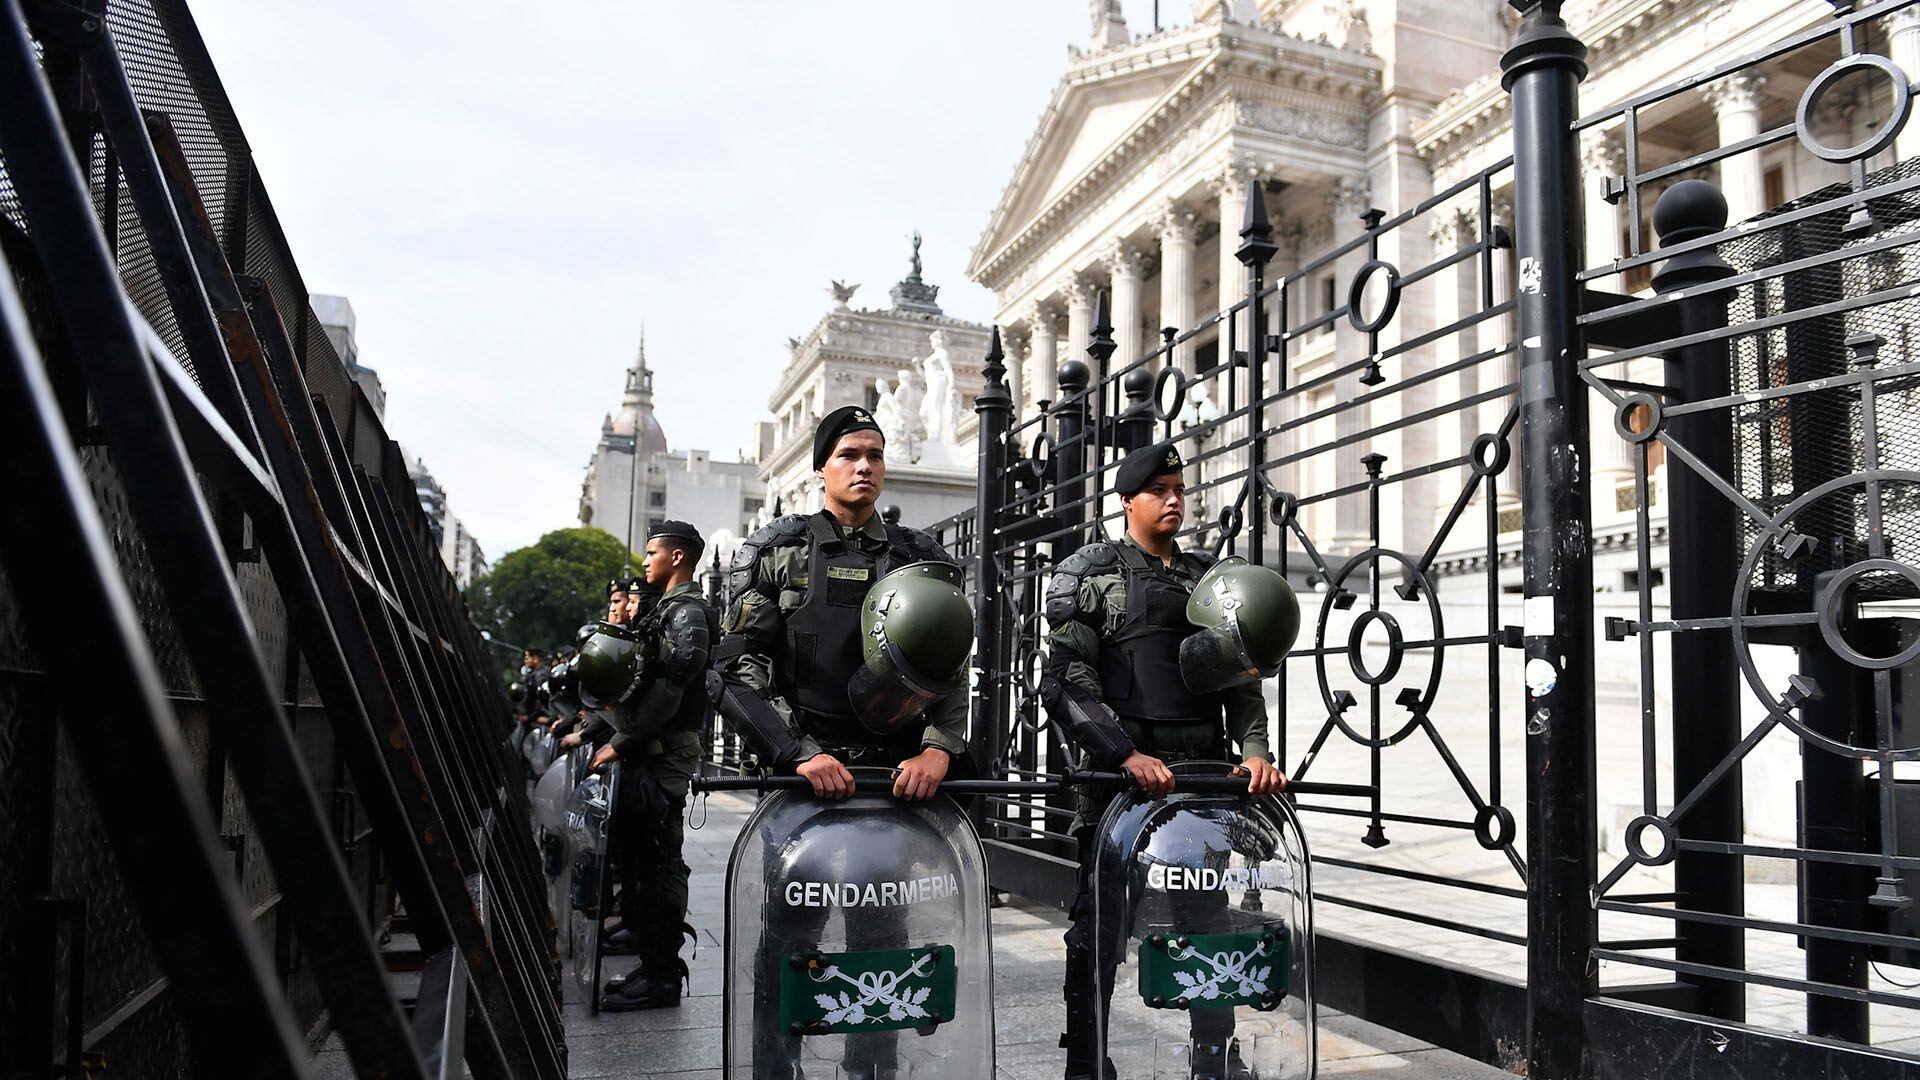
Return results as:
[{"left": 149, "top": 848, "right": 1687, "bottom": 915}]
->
[
  {"left": 872, "top": 376, "right": 908, "bottom": 453},
  {"left": 906, "top": 231, "right": 924, "bottom": 283},
  {"left": 917, "top": 330, "right": 963, "bottom": 467},
  {"left": 892, "top": 367, "right": 926, "bottom": 463},
  {"left": 828, "top": 279, "right": 860, "bottom": 307}
]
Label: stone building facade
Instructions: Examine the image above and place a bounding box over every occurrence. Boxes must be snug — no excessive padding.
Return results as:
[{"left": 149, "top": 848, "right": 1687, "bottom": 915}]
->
[
  {"left": 968, "top": 0, "right": 1920, "bottom": 593},
  {"left": 758, "top": 249, "right": 993, "bottom": 527}
]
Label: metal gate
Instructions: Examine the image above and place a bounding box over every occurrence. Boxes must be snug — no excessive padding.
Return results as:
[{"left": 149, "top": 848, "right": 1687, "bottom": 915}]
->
[{"left": 947, "top": 1, "right": 1920, "bottom": 1076}]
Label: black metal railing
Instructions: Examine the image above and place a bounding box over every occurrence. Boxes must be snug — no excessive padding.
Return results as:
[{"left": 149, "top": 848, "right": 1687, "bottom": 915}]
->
[
  {"left": 0, "top": 0, "right": 564, "bottom": 1076},
  {"left": 939, "top": 2, "right": 1920, "bottom": 1077}
]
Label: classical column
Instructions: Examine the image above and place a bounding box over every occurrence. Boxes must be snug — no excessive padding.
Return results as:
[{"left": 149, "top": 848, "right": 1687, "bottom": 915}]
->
[
  {"left": 1001, "top": 320, "right": 1030, "bottom": 419},
  {"left": 1328, "top": 176, "right": 1373, "bottom": 553},
  {"left": 1063, "top": 275, "right": 1096, "bottom": 366},
  {"left": 1156, "top": 205, "right": 1199, "bottom": 376},
  {"left": 1808, "top": 85, "right": 1862, "bottom": 189},
  {"left": 1489, "top": 192, "right": 1521, "bottom": 505},
  {"left": 1703, "top": 74, "right": 1769, "bottom": 224},
  {"left": 1581, "top": 130, "right": 1625, "bottom": 268},
  {"left": 1215, "top": 170, "right": 1253, "bottom": 349},
  {"left": 1429, "top": 209, "right": 1474, "bottom": 507},
  {"left": 1027, "top": 302, "right": 1064, "bottom": 408},
  {"left": 1894, "top": 8, "right": 1920, "bottom": 162},
  {"left": 1105, "top": 241, "right": 1149, "bottom": 367}
]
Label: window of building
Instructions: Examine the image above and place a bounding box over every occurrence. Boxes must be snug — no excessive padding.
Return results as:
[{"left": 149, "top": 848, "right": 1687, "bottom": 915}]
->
[
  {"left": 743, "top": 497, "right": 764, "bottom": 515},
  {"left": 648, "top": 490, "right": 666, "bottom": 508},
  {"left": 865, "top": 385, "right": 880, "bottom": 411}
]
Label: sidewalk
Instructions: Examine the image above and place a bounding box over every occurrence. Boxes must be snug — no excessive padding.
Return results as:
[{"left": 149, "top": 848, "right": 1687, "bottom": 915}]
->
[{"left": 562, "top": 791, "right": 1510, "bottom": 1079}]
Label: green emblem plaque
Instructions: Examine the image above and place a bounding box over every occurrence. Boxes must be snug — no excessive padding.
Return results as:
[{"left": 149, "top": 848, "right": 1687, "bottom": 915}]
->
[
  {"left": 780, "top": 945, "right": 957, "bottom": 1035},
  {"left": 1139, "top": 929, "right": 1286, "bottom": 1010}
]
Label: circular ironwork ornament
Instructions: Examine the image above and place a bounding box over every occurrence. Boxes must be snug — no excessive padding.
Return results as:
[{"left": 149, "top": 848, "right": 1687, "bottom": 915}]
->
[
  {"left": 1794, "top": 54, "right": 1912, "bottom": 164},
  {"left": 1314, "top": 547, "right": 1443, "bottom": 748},
  {"left": 1732, "top": 471, "right": 1920, "bottom": 759}
]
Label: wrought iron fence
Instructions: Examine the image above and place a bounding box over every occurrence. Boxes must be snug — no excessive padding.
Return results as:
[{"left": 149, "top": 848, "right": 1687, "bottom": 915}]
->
[
  {"left": 941, "top": 1, "right": 1920, "bottom": 1077},
  {"left": 0, "top": 0, "right": 564, "bottom": 1076}
]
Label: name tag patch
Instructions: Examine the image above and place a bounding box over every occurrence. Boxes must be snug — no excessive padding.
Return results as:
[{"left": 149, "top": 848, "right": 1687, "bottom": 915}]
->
[{"left": 827, "top": 566, "right": 872, "bottom": 582}]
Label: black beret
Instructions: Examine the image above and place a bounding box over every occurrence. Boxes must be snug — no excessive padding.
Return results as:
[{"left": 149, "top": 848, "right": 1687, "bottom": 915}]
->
[
  {"left": 813, "top": 404, "right": 884, "bottom": 470},
  {"left": 1114, "top": 441, "right": 1185, "bottom": 496},
  {"left": 649, "top": 519, "right": 705, "bottom": 559},
  {"left": 620, "top": 575, "right": 647, "bottom": 593},
  {"left": 607, "top": 577, "right": 628, "bottom": 597}
]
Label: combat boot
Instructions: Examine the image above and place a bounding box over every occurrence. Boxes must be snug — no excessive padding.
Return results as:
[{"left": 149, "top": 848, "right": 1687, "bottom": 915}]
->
[
  {"left": 602, "top": 957, "right": 687, "bottom": 1012},
  {"left": 1190, "top": 1038, "right": 1256, "bottom": 1080}
]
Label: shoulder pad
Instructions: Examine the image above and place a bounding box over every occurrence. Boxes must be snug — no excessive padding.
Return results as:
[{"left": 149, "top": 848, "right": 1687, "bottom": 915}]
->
[
  {"left": 729, "top": 515, "right": 809, "bottom": 596},
  {"left": 663, "top": 602, "right": 712, "bottom": 680},
  {"left": 1044, "top": 542, "right": 1118, "bottom": 623},
  {"left": 898, "top": 526, "right": 957, "bottom": 566},
  {"left": 1182, "top": 549, "right": 1217, "bottom": 572}
]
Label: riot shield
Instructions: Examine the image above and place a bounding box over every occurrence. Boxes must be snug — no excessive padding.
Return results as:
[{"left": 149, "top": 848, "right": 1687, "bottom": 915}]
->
[
  {"left": 1089, "top": 762, "right": 1316, "bottom": 1079},
  {"left": 565, "top": 761, "right": 621, "bottom": 1010},
  {"left": 525, "top": 725, "right": 558, "bottom": 776},
  {"left": 532, "top": 754, "right": 575, "bottom": 934},
  {"left": 723, "top": 770, "right": 995, "bottom": 1079}
]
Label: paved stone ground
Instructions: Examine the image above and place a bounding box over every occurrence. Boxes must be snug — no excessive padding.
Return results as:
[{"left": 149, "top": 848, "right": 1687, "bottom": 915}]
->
[{"left": 558, "top": 791, "right": 1510, "bottom": 1079}]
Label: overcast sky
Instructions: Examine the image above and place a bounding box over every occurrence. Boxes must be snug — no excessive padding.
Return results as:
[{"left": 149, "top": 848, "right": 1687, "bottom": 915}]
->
[{"left": 187, "top": 2, "right": 1190, "bottom": 557}]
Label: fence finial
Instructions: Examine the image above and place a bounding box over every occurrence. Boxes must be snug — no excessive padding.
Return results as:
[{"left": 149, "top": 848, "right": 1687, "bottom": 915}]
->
[
  {"left": 1087, "top": 288, "right": 1116, "bottom": 365},
  {"left": 976, "top": 325, "right": 1012, "bottom": 412},
  {"left": 1237, "top": 179, "right": 1278, "bottom": 267}
]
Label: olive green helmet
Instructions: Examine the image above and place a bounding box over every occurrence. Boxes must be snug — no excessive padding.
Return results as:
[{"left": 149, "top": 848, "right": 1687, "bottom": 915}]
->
[
  {"left": 848, "top": 562, "right": 974, "bottom": 732},
  {"left": 575, "top": 621, "right": 644, "bottom": 709},
  {"left": 1179, "top": 556, "right": 1300, "bottom": 694}
]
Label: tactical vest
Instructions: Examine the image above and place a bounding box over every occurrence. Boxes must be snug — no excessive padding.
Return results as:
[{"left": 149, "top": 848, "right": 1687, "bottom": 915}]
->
[
  {"left": 1096, "top": 544, "right": 1217, "bottom": 728},
  {"left": 776, "top": 513, "right": 919, "bottom": 745}
]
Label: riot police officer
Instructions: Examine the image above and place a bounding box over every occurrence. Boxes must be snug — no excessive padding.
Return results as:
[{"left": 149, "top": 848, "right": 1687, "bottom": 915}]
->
[
  {"left": 1043, "top": 441, "right": 1289, "bottom": 1080},
  {"left": 713, "top": 405, "right": 974, "bottom": 1076},
  {"left": 605, "top": 576, "right": 629, "bottom": 627},
  {"left": 573, "top": 521, "right": 717, "bottom": 1010},
  {"left": 712, "top": 404, "right": 968, "bottom": 794}
]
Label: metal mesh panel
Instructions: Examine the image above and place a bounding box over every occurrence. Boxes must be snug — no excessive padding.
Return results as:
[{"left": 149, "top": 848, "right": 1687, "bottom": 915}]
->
[
  {"left": 1727, "top": 156, "right": 1920, "bottom": 598},
  {"left": 106, "top": 0, "right": 235, "bottom": 238}
]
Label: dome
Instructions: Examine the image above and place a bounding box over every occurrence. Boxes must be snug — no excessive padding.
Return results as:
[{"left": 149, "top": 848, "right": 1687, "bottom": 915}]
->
[{"left": 608, "top": 337, "right": 669, "bottom": 453}]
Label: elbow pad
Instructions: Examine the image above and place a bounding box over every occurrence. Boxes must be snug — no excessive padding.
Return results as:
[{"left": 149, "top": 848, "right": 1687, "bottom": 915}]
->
[
  {"left": 709, "top": 671, "right": 802, "bottom": 768},
  {"left": 1040, "top": 676, "right": 1136, "bottom": 770}
]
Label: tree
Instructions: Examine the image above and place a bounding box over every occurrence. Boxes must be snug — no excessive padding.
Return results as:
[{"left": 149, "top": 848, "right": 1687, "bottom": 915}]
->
[{"left": 466, "top": 527, "right": 634, "bottom": 654}]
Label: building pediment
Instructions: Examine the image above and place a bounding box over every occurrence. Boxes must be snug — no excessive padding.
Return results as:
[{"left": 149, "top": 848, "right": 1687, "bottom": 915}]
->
[{"left": 968, "top": 21, "right": 1379, "bottom": 291}]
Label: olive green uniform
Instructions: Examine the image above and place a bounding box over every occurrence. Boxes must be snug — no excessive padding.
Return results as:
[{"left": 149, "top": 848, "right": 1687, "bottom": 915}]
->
[
  {"left": 1045, "top": 531, "right": 1272, "bottom": 1080},
  {"left": 717, "top": 510, "right": 968, "bottom": 765},
  {"left": 584, "top": 579, "right": 714, "bottom": 985},
  {"left": 1048, "top": 533, "right": 1270, "bottom": 830}
]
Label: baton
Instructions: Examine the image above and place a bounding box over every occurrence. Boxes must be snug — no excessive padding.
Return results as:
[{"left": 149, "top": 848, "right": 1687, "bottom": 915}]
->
[
  {"left": 691, "top": 776, "right": 1072, "bottom": 796},
  {"left": 692, "top": 773, "right": 1376, "bottom": 799},
  {"left": 1066, "top": 771, "right": 1376, "bottom": 799}
]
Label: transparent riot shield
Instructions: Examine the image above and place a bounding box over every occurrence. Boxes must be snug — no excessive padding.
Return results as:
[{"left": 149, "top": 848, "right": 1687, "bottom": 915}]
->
[
  {"left": 524, "top": 726, "right": 557, "bottom": 776},
  {"left": 565, "top": 761, "right": 620, "bottom": 1009},
  {"left": 532, "top": 754, "right": 575, "bottom": 938},
  {"left": 1089, "top": 762, "right": 1316, "bottom": 1079},
  {"left": 723, "top": 770, "right": 995, "bottom": 1079}
]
